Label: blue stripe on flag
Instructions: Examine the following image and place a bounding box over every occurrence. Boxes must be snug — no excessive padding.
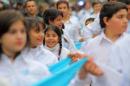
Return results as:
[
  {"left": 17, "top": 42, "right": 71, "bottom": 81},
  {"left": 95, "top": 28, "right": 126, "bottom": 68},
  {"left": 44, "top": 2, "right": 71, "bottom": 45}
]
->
[
  {"left": 49, "top": 57, "right": 72, "bottom": 74},
  {"left": 32, "top": 57, "right": 88, "bottom": 86}
]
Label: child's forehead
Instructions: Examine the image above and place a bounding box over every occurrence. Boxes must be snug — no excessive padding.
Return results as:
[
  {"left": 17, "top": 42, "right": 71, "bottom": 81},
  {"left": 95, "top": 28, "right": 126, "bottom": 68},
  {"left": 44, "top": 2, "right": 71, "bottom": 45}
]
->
[{"left": 46, "top": 29, "right": 55, "bottom": 33}]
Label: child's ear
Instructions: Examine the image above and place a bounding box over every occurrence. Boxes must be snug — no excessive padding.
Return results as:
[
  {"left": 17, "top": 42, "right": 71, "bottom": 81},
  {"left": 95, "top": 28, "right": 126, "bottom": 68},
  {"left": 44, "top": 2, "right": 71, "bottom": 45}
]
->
[{"left": 103, "top": 17, "right": 109, "bottom": 26}]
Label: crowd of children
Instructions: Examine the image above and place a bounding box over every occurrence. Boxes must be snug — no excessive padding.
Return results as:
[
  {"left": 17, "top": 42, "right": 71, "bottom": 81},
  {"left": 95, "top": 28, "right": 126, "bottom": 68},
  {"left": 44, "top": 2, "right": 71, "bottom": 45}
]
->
[{"left": 0, "top": 0, "right": 130, "bottom": 86}]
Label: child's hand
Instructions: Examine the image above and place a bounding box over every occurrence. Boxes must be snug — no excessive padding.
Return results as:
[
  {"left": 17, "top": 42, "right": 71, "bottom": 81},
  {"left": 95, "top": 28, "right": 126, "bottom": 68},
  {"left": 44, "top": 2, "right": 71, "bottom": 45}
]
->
[
  {"left": 83, "top": 61, "right": 103, "bottom": 77},
  {"left": 79, "top": 61, "right": 103, "bottom": 79},
  {"left": 79, "top": 37, "right": 85, "bottom": 42},
  {"left": 68, "top": 52, "right": 87, "bottom": 62}
]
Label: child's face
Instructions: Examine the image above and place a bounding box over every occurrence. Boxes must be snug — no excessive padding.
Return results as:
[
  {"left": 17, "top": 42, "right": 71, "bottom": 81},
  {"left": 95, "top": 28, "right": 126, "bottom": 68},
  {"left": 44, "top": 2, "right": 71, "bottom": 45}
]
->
[
  {"left": 105, "top": 9, "right": 128, "bottom": 35},
  {"left": 0, "top": 20, "right": 26, "bottom": 53},
  {"left": 45, "top": 29, "right": 59, "bottom": 48},
  {"left": 85, "top": 1, "right": 91, "bottom": 10},
  {"left": 93, "top": 3, "right": 102, "bottom": 13},
  {"left": 26, "top": 1, "right": 37, "bottom": 16},
  {"left": 29, "top": 26, "right": 44, "bottom": 48},
  {"left": 50, "top": 15, "right": 63, "bottom": 29},
  {"left": 57, "top": 3, "right": 69, "bottom": 16}
]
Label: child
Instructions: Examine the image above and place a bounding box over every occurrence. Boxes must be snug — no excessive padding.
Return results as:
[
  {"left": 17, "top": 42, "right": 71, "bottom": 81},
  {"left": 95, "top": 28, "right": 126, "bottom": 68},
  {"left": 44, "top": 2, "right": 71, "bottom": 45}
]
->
[
  {"left": 91, "top": 1, "right": 102, "bottom": 19},
  {"left": 72, "top": 2, "right": 129, "bottom": 86},
  {"left": 43, "top": 25, "right": 70, "bottom": 60}
]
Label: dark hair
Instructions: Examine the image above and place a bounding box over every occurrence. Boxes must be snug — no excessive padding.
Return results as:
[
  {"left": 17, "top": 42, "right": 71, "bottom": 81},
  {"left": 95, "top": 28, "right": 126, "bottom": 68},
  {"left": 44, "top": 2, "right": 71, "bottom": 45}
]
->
[
  {"left": 85, "top": 17, "right": 95, "bottom": 25},
  {"left": 120, "top": 0, "right": 130, "bottom": 5},
  {"left": 43, "top": 8, "right": 63, "bottom": 25},
  {"left": 25, "top": 17, "right": 44, "bottom": 44},
  {"left": 0, "top": 10, "right": 25, "bottom": 56},
  {"left": 92, "top": 1, "right": 102, "bottom": 7},
  {"left": 56, "top": 0, "right": 69, "bottom": 9},
  {"left": 43, "top": 25, "right": 62, "bottom": 59},
  {"left": 25, "top": 0, "right": 37, "bottom": 7},
  {"left": 100, "top": 2, "right": 128, "bottom": 28},
  {"left": 25, "top": 17, "right": 44, "bottom": 32}
]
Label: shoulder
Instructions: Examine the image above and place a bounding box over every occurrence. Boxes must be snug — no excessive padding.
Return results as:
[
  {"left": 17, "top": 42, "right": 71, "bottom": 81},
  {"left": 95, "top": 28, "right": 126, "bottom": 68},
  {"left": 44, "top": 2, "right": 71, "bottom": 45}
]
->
[{"left": 81, "top": 34, "right": 102, "bottom": 52}]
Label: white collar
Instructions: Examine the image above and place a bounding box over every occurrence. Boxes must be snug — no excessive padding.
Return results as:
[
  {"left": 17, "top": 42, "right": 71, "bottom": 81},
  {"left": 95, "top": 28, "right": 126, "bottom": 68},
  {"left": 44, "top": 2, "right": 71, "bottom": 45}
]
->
[
  {"left": 99, "top": 31, "right": 126, "bottom": 45},
  {"left": 44, "top": 44, "right": 60, "bottom": 52},
  {"left": 0, "top": 53, "right": 26, "bottom": 65}
]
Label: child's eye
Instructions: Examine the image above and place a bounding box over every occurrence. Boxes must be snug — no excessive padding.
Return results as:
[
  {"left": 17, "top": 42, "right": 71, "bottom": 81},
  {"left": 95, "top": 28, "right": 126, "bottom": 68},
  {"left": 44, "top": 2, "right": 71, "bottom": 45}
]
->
[
  {"left": 21, "top": 28, "right": 26, "bottom": 34},
  {"left": 35, "top": 29, "right": 40, "bottom": 33},
  {"left": 9, "top": 29, "right": 17, "bottom": 34},
  {"left": 46, "top": 34, "right": 50, "bottom": 37},
  {"left": 117, "top": 15, "right": 123, "bottom": 19}
]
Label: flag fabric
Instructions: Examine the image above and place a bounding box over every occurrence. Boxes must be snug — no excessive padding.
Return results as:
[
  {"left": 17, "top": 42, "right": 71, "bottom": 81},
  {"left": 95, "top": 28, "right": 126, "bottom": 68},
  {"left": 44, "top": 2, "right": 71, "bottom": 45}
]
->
[
  {"left": 75, "top": 41, "right": 82, "bottom": 50},
  {"left": 49, "top": 57, "right": 72, "bottom": 74},
  {"left": 32, "top": 57, "right": 88, "bottom": 86}
]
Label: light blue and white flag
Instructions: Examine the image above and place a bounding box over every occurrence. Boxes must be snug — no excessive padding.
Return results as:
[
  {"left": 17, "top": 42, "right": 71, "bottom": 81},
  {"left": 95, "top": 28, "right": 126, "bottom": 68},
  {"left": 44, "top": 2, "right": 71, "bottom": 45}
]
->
[{"left": 32, "top": 57, "right": 88, "bottom": 86}]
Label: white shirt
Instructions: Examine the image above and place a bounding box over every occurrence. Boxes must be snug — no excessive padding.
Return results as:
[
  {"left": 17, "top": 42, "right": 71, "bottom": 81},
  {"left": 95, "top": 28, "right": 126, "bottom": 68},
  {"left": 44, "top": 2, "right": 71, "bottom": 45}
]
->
[
  {"left": 22, "top": 45, "right": 58, "bottom": 66},
  {"left": 72, "top": 32, "right": 130, "bottom": 86},
  {"left": 44, "top": 44, "right": 70, "bottom": 61},
  {"left": 0, "top": 53, "right": 51, "bottom": 86},
  {"left": 86, "top": 14, "right": 102, "bottom": 36},
  {"left": 64, "top": 15, "right": 82, "bottom": 42},
  {"left": 110, "top": 33, "right": 130, "bottom": 86},
  {"left": 0, "top": 77, "right": 10, "bottom": 86},
  {"left": 78, "top": 8, "right": 93, "bottom": 25},
  {"left": 62, "top": 30, "right": 77, "bottom": 51}
]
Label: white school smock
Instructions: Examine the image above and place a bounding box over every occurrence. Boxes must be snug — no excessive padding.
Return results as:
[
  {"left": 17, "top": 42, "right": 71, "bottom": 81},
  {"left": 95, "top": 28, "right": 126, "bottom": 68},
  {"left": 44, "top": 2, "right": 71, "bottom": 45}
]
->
[
  {"left": 64, "top": 15, "right": 82, "bottom": 42},
  {"left": 78, "top": 8, "right": 93, "bottom": 25},
  {"left": 22, "top": 45, "right": 58, "bottom": 66},
  {"left": 44, "top": 44, "right": 70, "bottom": 61},
  {"left": 109, "top": 33, "right": 130, "bottom": 86},
  {"left": 86, "top": 14, "right": 102, "bottom": 36},
  {"left": 0, "top": 53, "right": 51, "bottom": 86},
  {"left": 62, "top": 31, "right": 77, "bottom": 51},
  {"left": 0, "top": 77, "right": 10, "bottom": 86},
  {"left": 71, "top": 32, "right": 129, "bottom": 86}
]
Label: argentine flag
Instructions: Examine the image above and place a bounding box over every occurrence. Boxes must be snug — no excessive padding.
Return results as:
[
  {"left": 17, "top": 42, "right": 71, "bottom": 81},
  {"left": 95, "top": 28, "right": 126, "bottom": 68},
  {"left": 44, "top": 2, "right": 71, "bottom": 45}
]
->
[{"left": 32, "top": 57, "right": 88, "bottom": 86}]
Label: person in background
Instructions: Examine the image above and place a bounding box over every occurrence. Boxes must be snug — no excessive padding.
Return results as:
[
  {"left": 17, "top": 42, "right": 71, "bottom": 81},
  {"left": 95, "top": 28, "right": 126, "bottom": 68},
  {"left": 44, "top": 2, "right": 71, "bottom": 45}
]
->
[
  {"left": 91, "top": 1, "right": 102, "bottom": 19},
  {"left": 56, "top": 0, "right": 85, "bottom": 43},
  {"left": 24, "top": 0, "right": 42, "bottom": 20},
  {"left": 78, "top": 0, "right": 93, "bottom": 25}
]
